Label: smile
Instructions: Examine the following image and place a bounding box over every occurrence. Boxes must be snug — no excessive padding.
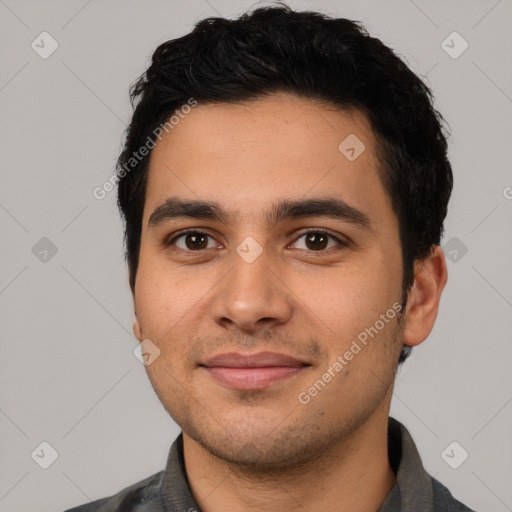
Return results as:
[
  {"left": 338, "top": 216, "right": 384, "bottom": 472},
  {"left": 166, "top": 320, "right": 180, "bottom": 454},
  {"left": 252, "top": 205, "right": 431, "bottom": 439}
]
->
[{"left": 200, "top": 351, "right": 311, "bottom": 391}]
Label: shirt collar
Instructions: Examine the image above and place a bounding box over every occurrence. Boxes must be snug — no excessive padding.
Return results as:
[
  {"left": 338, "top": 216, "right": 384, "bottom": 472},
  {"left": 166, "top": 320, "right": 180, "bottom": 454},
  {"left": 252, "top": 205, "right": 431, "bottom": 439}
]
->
[
  {"left": 160, "top": 434, "right": 201, "bottom": 512},
  {"left": 378, "top": 417, "right": 434, "bottom": 511}
]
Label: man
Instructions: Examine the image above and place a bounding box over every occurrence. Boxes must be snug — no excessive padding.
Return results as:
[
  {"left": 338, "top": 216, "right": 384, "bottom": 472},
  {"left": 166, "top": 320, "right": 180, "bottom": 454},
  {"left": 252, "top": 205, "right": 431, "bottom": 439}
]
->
[{"left": 66, "top": 5, "right": 476, "bottom": 511}]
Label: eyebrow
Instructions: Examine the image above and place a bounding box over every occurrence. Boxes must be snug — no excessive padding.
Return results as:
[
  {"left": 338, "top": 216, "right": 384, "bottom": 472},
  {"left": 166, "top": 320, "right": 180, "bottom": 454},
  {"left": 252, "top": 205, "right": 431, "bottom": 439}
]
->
[{"left": 148, "top": 196, "right": 373, "bottom": 231}]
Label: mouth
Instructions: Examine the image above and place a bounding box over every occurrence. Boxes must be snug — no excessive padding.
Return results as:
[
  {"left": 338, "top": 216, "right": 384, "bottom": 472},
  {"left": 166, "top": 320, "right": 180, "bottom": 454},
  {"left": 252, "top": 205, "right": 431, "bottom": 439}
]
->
[{"left": 200, "top": 351, "right": 312, "bottom": 391}]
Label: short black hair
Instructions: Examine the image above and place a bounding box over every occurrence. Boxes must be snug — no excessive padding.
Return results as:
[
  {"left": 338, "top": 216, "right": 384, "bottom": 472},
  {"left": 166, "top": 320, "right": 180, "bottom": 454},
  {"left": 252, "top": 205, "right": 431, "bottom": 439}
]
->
[{"left": 117, "top": 5, "right": 453, "bottom": 365}]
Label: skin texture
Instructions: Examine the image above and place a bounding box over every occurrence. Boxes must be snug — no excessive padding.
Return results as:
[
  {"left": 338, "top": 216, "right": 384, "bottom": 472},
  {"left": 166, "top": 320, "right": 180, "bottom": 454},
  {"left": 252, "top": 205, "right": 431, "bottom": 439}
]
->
[{"left": 132, "top": 93, "right": 448, "bottom": 511}]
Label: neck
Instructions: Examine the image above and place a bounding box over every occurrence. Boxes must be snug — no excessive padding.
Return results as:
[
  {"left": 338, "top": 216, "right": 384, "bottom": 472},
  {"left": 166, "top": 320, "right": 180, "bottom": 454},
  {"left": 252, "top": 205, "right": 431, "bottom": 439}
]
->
[{"left": 183, "top": 406, "right": 396, "bottom": 512}]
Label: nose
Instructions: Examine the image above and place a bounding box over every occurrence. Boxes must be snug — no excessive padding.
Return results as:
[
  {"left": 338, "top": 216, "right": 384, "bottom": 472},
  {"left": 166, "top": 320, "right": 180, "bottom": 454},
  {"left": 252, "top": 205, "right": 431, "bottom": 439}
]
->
[{"left": 210, "top": 246, "right": 293, "bottom": 335}]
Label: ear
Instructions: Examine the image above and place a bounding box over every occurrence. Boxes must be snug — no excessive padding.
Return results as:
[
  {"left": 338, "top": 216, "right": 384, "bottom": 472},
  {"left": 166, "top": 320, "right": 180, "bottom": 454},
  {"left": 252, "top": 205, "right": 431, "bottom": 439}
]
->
[
  {"left": 133, "top": 311, "right": 143, "bottom": 342},
  {"left": 402, "top": 245, "right": 448, "bottom": 347},
  {"left": 130, "top": 269, "right": 142, "bottom": 342}
]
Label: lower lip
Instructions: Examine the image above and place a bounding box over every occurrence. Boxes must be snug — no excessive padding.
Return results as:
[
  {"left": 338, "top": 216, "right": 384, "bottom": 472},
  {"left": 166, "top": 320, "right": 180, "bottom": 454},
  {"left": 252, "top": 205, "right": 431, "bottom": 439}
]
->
[{"left": 204, "top": 366, "right": 305, "bottom": 390}]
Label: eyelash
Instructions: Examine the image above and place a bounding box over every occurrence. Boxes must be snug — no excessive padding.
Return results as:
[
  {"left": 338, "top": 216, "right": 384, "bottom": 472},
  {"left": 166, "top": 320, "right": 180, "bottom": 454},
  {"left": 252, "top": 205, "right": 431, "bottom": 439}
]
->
[{"left": 164, "top": 228, "right": 349, "bottom": 253}]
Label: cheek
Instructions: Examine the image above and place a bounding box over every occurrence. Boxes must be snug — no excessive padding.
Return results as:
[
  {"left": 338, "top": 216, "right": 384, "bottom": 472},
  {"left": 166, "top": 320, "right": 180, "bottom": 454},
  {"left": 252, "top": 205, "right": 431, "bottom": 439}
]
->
[
  {"left": 134, "top": 270, "right": 198, "bottom": 388},
  {"left": 133, "top": 262, "right": 220, "bottom": 381},
  {"left": 292, "top": 259, "right": 393, "bottom": 322},
  {"left": 287, "top": 257, "right": 401, "bottom": 362},
  {"left": 135, "top": 256, "right": 209, "bottom": 332}
]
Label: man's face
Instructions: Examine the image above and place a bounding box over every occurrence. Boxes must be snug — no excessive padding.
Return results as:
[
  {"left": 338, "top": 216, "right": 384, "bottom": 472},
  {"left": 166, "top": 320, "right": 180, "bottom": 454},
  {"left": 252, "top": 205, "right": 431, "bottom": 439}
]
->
[{"left": 133, "top": 93, "right": 405, "bottom": 469}]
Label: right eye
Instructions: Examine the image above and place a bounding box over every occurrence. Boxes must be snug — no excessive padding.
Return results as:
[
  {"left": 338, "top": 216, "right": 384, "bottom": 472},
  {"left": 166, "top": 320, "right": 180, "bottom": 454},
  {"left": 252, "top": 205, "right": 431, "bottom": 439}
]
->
[{"left": 165, "top": 230, "right": 219, "bottom": 252}]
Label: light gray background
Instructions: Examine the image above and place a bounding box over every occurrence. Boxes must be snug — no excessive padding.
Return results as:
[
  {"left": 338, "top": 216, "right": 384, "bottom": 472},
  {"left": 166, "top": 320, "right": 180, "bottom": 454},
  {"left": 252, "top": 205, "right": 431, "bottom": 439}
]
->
[{"left": 1, "top": 0, "right": 511, "bottom": 510}]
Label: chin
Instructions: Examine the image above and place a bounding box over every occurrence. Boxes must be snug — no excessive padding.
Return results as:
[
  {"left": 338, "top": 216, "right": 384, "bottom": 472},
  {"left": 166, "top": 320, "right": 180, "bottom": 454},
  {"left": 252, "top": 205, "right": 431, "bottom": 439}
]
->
[{"left": 183, "top": 412, "right": 341, "bottom": 474}]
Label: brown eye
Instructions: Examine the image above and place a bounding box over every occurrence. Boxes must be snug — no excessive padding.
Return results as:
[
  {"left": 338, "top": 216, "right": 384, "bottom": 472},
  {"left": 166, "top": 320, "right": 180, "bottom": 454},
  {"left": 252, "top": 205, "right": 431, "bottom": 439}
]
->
[
  {"left": 291, "top": 230, "right": 346, "bottom": 251},
  {"left": 305, "top": 232, "right": 329, "bottom": 250},
  {"left": 169, "top": 231, "right": 216, "bottom": 251}
]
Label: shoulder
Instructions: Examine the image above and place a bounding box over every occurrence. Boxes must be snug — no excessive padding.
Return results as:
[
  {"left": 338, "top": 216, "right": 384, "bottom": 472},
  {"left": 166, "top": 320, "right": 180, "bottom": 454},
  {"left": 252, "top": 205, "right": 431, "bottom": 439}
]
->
[
  {"left": 62, "top": 470, "right": 165, "bottom": 512},
  {"left": 431, "top": 476, "right": 476, "bottom": 511}
]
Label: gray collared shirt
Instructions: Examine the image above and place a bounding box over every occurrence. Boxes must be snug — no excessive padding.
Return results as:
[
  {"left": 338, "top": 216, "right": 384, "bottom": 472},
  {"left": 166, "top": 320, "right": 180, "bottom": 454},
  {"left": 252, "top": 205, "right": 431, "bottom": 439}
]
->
[{"left": 64, "top": 417, "right": 476, "bottom": 511}]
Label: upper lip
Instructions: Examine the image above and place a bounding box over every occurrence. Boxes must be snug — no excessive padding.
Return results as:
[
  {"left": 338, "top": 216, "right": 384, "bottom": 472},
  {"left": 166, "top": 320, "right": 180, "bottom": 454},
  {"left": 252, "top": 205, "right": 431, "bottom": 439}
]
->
[{"left": 201, "top": 351, "right": 310, "bottom": 368}]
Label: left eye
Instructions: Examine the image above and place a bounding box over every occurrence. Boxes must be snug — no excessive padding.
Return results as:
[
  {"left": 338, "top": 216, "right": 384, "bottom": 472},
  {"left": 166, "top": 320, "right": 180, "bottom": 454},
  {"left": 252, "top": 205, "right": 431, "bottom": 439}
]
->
[{"left": 291, "top": 230, "right": 345, "bottom": 251}]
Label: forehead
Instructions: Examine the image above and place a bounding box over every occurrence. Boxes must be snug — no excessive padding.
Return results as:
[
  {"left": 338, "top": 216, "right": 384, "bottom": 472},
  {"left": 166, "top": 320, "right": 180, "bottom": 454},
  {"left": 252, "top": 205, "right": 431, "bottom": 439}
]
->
[{"left": 144, "top": 93, "right": 395, "bottom": 231}]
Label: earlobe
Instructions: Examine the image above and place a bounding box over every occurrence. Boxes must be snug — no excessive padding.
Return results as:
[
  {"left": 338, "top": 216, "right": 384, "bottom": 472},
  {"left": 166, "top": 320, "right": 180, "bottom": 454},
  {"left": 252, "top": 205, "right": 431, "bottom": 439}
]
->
[{"left": 402, "top": 245, "right": 448, "bottom": 348}]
